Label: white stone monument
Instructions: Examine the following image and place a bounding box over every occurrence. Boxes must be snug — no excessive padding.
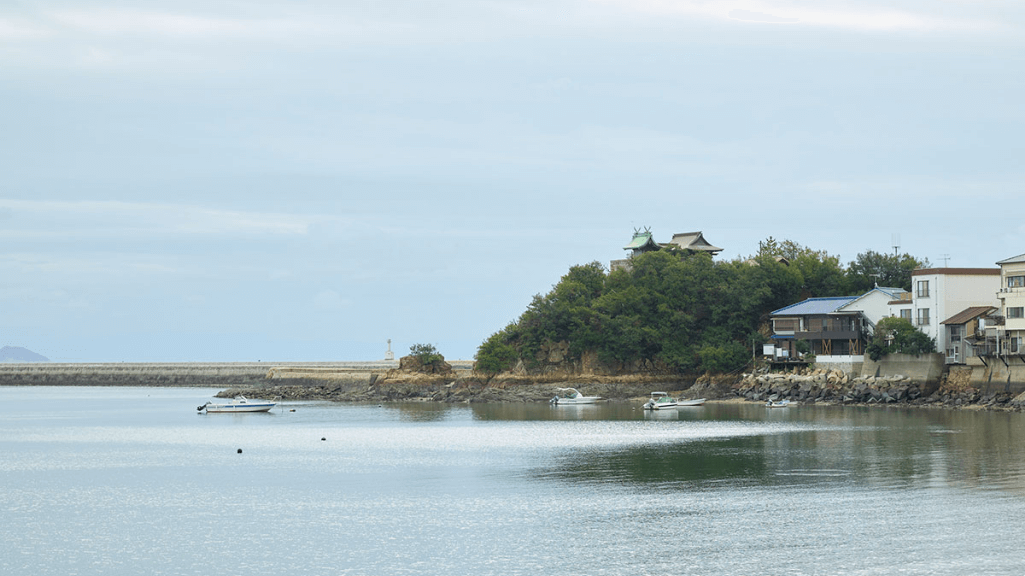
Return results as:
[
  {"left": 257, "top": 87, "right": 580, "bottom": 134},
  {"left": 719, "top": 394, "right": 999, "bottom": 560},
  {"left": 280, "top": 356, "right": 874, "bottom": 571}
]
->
[{"left": 384, "top": 339, "right": 394, "bottom": 361}]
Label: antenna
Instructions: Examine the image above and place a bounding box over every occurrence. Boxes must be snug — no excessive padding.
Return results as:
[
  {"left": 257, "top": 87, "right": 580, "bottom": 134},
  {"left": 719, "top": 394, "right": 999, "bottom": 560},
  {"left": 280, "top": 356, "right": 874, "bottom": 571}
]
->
[
  {"left": 891, "top": 233, "right": 900, "bottom": 256},
  {"left": 870, "top": 273, "right": 881, "bottom": 287},
  {"left": 940, "top": 254, "right": 950, "bottom": 267}
]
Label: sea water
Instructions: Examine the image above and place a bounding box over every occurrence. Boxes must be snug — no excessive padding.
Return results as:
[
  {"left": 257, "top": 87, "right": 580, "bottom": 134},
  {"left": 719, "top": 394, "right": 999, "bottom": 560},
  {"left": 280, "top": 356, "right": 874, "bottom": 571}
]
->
[{"left": 3, "top": 386, "right": 1025, "bottom": 575}]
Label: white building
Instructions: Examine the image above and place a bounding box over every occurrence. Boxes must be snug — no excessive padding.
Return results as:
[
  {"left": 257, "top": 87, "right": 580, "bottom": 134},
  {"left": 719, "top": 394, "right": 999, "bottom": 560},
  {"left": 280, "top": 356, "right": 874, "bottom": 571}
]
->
[
  {"left": 996, "top": 254, "right": 1025, "bottom": 354},
  {"left": 899, "top": 268, "right": 1001, "bottom": 363}
]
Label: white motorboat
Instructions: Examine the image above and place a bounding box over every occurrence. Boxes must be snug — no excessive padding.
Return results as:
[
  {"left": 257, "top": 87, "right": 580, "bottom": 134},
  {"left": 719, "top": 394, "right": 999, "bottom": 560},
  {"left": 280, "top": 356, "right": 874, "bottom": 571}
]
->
[
  {"left": 550, "top": 387, "right": 604, "bottom": 405},
  {"left": 198, "top": 395, "right": 276, "bottom": 413},
  {"left": 765, "top": 399, "right": 791, "bottom": 408},
  {"left": 642, "top": 391, "right": 678, "bottom": 410},
  {"left": 643, "top": 392, "right": 706, "bottom": 410}
]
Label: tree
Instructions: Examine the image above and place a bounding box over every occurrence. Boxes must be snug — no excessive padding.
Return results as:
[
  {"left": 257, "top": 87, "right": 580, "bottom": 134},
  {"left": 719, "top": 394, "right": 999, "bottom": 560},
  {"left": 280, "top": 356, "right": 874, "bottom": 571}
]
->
[
  {"left": 865, "top": 317, "right": 936, "bottom": 361},
  {"left": 409, "top": 343, "right": 444, "bottom": 368},
  {"left": 847, "top": 250, "right": 930, "bottom": 293},
  {"left": 474, "top": 239, "right": 933, "bottom": 376},
  {"left": 755, "top": 237, "right": 847, "bottom": 297},
  {"left": 474, "top": 327, "right": 520, "bottom": 374}
]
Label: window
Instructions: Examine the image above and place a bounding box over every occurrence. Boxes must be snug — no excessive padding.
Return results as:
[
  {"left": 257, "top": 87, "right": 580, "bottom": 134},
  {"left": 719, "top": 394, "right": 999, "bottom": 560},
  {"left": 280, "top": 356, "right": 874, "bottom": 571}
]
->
[
  {"left": 916, "top": 280, "right": 930, "bottom": 298},
  {"left": 917, "top": 308, "right": 930, "bottom": 326},
  {"left": 774, "top": 319, "right": 798, "bottom": 332},
  {"left": 1008, "top": 276, "right": 1025, "bottom": 288},
  {"left": 1008, "top": 307, "right": 1025, "bottom": 319},
  {"left": 900, "top": 309, "right": 912, "bottom": 321}
]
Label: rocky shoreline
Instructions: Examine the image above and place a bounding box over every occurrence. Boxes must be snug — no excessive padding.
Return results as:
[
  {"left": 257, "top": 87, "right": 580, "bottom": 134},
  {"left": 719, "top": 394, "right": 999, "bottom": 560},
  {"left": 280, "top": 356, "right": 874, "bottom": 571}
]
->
[
  {"left": 218, "top": 365, "right": 1025, "bottom": 411},
  {"left": 4, "top": 361, "right": 1025, "bottom": 411}
]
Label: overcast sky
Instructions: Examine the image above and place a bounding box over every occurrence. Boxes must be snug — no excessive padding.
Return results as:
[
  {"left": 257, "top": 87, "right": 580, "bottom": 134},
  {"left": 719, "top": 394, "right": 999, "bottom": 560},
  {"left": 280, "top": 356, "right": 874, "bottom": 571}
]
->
[{"left": 2, "top": 1, "right": 1023, "bottom": 362}]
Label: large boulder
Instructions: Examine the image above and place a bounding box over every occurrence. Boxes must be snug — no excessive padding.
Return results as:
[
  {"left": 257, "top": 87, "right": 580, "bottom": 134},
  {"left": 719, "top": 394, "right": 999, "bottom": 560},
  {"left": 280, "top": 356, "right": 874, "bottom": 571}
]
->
[{"left": 399, "top": 354, "right": 453, "bottom": 375}]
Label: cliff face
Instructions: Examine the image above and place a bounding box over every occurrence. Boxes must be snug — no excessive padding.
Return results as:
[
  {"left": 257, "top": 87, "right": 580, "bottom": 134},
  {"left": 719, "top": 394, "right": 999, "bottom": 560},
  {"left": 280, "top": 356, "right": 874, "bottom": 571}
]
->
[{"left": 494, "top": 342, "right": 678, "bottom": 380}]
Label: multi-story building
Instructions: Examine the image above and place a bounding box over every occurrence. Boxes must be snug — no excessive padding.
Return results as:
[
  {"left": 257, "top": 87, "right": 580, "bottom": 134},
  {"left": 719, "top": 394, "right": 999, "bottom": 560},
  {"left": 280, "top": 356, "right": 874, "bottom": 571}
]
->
[
  {"left": 996, "top": 254, "right": 1025, "bottom": 354},
  {"left": 769, "top": 287, "right": 905, "bottom": 366},
  {"left": 900, "top": 268, "right": 1001, "bottom": 363}
]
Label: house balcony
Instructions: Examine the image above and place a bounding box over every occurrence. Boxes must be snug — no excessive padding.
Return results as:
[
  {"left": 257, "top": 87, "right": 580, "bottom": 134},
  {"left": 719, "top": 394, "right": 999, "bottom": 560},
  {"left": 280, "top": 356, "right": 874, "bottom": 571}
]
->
[{"left": 795, "top": 329, "right": 861, "bottom": 341}]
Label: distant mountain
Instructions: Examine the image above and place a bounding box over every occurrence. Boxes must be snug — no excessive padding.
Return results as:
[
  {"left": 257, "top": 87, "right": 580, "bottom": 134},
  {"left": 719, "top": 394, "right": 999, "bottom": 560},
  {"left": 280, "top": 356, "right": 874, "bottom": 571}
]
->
[{"left": 0, "top": 346, "right": 50, "bottom": 362}]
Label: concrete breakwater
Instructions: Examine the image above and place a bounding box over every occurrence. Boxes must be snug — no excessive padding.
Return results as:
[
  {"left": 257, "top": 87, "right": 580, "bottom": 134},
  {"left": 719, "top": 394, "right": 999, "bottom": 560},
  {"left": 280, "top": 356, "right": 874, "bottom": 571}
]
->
[{"left": 0, "top": 362, "right": 399, "bottom": 387}]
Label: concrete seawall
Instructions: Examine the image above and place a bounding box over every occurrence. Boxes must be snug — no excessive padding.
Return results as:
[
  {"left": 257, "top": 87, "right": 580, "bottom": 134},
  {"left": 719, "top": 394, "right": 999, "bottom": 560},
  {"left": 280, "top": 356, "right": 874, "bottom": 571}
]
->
[
  {"left": 0, "top": 362, "right": 409, "bottom": 387},
  {"left": 0, "top": 361, "right": 478, "bottom": 388}
]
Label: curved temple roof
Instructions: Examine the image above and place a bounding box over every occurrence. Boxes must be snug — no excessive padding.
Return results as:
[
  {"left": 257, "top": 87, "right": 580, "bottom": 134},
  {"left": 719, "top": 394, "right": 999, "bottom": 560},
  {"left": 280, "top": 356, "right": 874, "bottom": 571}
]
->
[{"left": 664, "top": 231, "right": 723, "bottom": 254}]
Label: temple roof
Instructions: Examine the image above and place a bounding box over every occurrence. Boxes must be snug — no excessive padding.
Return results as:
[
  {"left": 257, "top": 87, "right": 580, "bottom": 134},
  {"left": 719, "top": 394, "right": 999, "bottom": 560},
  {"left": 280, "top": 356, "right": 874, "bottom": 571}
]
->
[
  {"left": 663, "top": 231, "right": 723, "bottom": 254},
  {"left": 623, "top": 230, "right": 659, "bottom": 251}
]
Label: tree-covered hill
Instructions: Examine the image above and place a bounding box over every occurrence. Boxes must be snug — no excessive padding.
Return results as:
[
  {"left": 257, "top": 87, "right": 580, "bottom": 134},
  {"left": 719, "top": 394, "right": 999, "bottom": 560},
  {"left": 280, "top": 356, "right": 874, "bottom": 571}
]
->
[{"left": 474, "top": 239, "right": 929, "bottom": 376}]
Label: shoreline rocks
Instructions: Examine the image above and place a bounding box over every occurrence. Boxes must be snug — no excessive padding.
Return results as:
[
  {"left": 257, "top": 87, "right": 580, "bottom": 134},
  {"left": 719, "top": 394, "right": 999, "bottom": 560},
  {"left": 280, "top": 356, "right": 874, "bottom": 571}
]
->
[{"left": 3, "top": 361, "right": 1024, "bottom": 411}]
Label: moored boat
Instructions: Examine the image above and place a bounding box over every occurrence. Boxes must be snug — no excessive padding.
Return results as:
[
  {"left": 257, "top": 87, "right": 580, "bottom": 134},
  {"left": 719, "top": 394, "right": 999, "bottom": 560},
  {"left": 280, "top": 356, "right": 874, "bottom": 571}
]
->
[
  {"left": 765, "top": 399, "right": 791, "bottom": 408},
  {"left": 198, "top": 395, "right": 276, "bottom": 413},
  {"left": 642, "top": 391, "right": 678, "bottom": 410},
  {"left": 677, "top": 398, "right": 706, "bottom": 407},
  {"left": 550, "top": 387, "right": 604, "bottom": 405}
]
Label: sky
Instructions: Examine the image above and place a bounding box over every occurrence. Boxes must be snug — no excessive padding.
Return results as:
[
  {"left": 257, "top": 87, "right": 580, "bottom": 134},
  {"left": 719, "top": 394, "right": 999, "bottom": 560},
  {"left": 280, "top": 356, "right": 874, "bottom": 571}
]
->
[{"left": 2, "top": 0, "right": 1023, "bottom": 362}]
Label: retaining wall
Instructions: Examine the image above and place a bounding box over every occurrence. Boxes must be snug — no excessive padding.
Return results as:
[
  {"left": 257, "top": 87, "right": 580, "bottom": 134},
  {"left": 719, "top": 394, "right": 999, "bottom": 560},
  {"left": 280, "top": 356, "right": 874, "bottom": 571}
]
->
[{"left": 859, "top": 353, "right": 946, "bottom": 388}]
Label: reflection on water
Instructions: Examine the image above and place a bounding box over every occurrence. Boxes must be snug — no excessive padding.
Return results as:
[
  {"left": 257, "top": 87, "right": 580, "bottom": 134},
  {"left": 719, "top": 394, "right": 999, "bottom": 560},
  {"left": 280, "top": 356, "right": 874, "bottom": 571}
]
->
[
  {"left": 7, "top": 388, "right": 1025, "bottom": 576},
  {"left": 525, "top": 402, "right": 1025, "bottom": 495},
  {"left": 544, "top": 437, "right": 771, "bottom": 487},
  {"left": 389, "top": 402, "right": 456, "bottom": 422}
]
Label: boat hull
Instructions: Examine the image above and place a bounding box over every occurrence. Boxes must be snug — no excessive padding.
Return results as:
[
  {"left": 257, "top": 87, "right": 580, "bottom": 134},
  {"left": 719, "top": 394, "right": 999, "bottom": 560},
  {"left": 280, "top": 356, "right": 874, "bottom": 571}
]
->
[
  {"left": 199, "top": 396, "right": 276, "bottom": 413},
  {"left": 203, "top": 403, "right": 275, "bottom": 413},
  {"left": 552, "top": 397, "right": 602, "bottom": 405},
  {"left": 644, "top": 398, "right": 706, "bottom": 409}
]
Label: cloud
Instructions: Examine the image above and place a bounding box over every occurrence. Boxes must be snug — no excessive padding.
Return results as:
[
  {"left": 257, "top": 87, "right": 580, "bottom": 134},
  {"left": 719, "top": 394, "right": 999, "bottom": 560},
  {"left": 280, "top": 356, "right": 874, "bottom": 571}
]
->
[
  {"left": 728, "top": 9, "right": 799, "bottom": 24},
  {"left": 45, "top": 9, "right": 335, "bottom": 40},
  {"left": 0, "top": 6, "right": 419, "bottom": 70},
  {"left": 0, "top": 199, "right": 331, "bottom": 239},
  {"left": 313, "top": 289, "right": 350, "bottom": 311},
  {"left": 0, "top": 16, "right": 53, "bottom": 39},
  {"left": 592, "top": 0, "right": 999, "bottom": 33}
]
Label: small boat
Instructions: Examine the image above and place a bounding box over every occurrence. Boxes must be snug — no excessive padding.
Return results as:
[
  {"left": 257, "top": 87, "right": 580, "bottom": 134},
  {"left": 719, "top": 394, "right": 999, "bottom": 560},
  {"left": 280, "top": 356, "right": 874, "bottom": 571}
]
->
[
  {"left": 765, "top": 399, "right": 791, "bottom": 408},
  {"left": 550, "top": 387, "right": 604, "bottom": 405},
  {"left": 642, "top": 391, "right": 678, "bottom": 410},
  {"left": 198, "top": 395, "right": 276, "bottom": 413},
  {"left": 677, "top": 398, "right": 707, "bottom": 407}
]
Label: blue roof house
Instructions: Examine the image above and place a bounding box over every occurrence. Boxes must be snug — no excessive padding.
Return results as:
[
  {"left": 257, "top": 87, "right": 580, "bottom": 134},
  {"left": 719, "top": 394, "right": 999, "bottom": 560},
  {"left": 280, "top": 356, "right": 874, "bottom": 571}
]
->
[{"left": 769, "top": 287, "right": 908, "bottom": 366}]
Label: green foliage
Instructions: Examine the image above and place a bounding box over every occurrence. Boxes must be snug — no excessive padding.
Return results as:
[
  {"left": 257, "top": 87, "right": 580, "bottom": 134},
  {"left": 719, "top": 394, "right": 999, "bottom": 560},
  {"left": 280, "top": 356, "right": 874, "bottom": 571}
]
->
[
  {"left": 474, "top": 327, "right": 520, "bottom": 374},
  {"left": 865, "top": 317, "right": 936, "bottom": 361},
  {"left": 794, "top": 340, "right": 811, "bottom": 355},
  {"left": 696, "top": 342, "right": 751, "bottom": 373},
  {"left": 756, "top": 237, "right": 848, "bottom": 297},
  {"left": 847, "top": 250, "right": 929, "bottom": 293},
  {"left": 474, "top": 239, "right": 931, "bottom": 375},
  {"left": 409, "top": 343, "right": 444, "bottom": 367}
]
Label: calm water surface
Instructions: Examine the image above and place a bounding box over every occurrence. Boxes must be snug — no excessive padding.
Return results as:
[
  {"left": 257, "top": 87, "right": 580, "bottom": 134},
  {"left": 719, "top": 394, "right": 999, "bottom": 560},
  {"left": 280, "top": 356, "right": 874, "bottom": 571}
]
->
[{"left": 3, "top": 387, "right": 1025, "bottom": 575}]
